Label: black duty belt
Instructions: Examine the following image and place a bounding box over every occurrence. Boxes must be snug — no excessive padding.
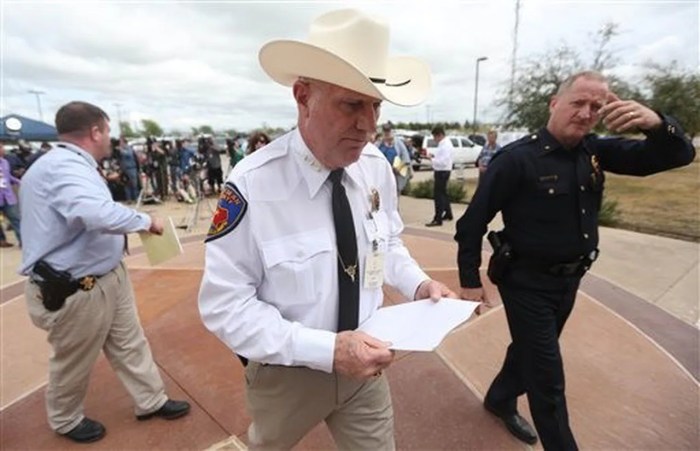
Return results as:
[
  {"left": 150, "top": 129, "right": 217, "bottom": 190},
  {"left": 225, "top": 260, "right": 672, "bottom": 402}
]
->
[{"left": 512, "top": 249, "right": 599, "bottom": 277}]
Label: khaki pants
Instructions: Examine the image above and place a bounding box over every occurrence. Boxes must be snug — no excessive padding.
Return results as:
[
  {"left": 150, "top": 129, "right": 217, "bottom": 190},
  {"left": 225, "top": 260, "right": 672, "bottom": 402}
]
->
[
  {"left": 245, "top": 363, "right": 395, "bottom": 451},
  {"left": 25, "top": 262, "right": 167, "bottom": 433}
]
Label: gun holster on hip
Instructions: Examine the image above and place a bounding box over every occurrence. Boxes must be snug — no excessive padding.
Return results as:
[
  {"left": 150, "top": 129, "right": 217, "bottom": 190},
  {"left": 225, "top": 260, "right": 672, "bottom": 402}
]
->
[
  {"left": 32, "top": 260, "right": 79, "bottom": 312},
  {"left": 486, "top": 231, "right": 513, "bottom": 285}
]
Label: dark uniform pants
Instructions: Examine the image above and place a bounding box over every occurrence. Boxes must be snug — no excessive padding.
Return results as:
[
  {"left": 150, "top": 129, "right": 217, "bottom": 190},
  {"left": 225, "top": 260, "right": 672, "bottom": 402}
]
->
[
  {"left": 486, "top": 270, "right": 581, "bottom": 451},
  {"left": 433, "top": 170, "right": 452, "bottom": 221}
]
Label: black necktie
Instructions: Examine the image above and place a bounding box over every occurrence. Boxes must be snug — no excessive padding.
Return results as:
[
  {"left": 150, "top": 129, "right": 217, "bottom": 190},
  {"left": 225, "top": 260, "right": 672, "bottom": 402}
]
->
[{"left": 330, "top": 169, "right": 359, "bottom": 331}]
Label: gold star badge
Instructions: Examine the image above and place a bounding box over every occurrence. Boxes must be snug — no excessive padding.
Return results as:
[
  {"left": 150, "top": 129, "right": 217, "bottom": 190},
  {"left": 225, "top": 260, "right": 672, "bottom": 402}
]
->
[
  {"left": 591, "top": 155, "right": 601, "bottom": 174},
  {"left": 79, "top": 276, "right": 96, "bottom": 291},
  {"left": 370, "top": 188, "right": 380, "bottom": 212}
]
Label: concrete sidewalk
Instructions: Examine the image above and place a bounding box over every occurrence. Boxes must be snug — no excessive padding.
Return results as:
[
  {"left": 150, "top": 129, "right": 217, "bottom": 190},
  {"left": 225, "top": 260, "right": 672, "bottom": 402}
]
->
[
  {"left": 2, "top": 207, "right": 698, "bottom": 451},
  {"left": 2, "top": 192, "right": 698, "bottom": 450}
]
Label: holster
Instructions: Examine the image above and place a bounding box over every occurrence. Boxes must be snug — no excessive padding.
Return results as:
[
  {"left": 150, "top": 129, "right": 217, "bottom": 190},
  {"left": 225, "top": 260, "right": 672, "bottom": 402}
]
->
[
  {"left": 36, "top": 280, "right": 79, "bottom": 312},
  {"left": 486, "top": 231, "right": 513, "bottom": 285},
  {"left": 33, "top": 260, "right": 79, "bottom": 312}
]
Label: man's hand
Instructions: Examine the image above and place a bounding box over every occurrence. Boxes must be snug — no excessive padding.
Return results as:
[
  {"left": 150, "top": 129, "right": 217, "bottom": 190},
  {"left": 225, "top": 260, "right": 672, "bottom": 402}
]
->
[
  {"left": 600, "top": 92, "right": 662, "bottom": 133},
  {"left": 333, "top": 331, "right": 394, "bottom": 380},
  {"left": 414, "top": 279, "right": 457, "bottom": 302},
  {"left": 459, "top": 287, "right": 494, "bottom": 315},
  {"left": 148, "top": 215, "right": 164, "bottom": 235}
]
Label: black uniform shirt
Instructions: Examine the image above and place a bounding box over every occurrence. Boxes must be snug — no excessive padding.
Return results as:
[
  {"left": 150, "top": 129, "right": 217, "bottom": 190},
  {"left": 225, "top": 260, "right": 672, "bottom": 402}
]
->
[{"left": 455, "top": 114, "right": 696, "bottom": 288}]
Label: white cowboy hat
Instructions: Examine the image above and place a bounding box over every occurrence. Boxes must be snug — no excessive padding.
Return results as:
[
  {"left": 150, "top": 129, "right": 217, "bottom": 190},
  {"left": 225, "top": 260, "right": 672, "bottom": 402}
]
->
[{"left": 259, "top": 8, "right": 431, "bottom": 106}]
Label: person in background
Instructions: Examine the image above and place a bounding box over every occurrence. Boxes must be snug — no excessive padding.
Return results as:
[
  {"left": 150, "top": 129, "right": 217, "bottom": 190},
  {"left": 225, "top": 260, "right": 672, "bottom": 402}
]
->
[
  {"left": 376, "top": 123, "right": 412, "bottom": 198},
  {"left": 19, "top": 101, "right": 190, "bottom": 444},
  {"left": 198, "top": 8, "right": 453, "bottom": 450},
  {"left": 476, "top": 129, "right": 501, "bottom": 182},
  {"left": 26, "top": 141, "right": 53, "bottom": 169},
  {"left": 167, "top": 140, "right": 183, "bottom": 196},
  {"left": 226, "top": 137, "right": 244, "bottom": 175},
  {"left": 6, "top": 141, "right": 32, "bottom": 179},
  {"left": 0, "top": 143, "right": 22, "bottom": 247},
  {"left": 205, "top": 138, "right": 224, "bottom": 194},
  {"left": 455, "top": 70, "right": 696, "bottom": 450},
  {"left": 118, "top": 137, "right": 140, "bottom": 203},
  {"left": 425, "top": 125, "right": 454, "bottom": 226},
  {"left": 246, "top": 131, "right": 271, "bottom": 155}
]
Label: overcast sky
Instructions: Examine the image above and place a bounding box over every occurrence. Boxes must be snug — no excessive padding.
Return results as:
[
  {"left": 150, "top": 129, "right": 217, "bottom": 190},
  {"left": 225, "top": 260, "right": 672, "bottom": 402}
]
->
[{"left": 2, "top": 0, "right": 698, "bottom": 135}]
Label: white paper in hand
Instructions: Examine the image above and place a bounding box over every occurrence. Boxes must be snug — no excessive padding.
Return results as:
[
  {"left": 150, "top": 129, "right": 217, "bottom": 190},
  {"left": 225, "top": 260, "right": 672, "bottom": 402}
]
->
[{"left": 357, "top": 298, "right": 479, "bottom": 351}]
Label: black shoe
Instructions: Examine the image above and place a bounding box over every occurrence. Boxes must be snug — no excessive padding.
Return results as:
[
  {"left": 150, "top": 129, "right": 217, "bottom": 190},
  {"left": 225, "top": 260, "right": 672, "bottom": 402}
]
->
[
  {"left": 137, "top": 399, "right": 191, "bottom": 421},
  {"left": 484, "top": 400, "right": 538, "bottom": 445},
  {"left": 442, "top": 215, "right": 454, "bottom": 221},
  {"left": 60, "top": 418, "right": 106, "bottom": 443},
  {"left": 425, "top": 220, "right": 442, "bottom": 227}
]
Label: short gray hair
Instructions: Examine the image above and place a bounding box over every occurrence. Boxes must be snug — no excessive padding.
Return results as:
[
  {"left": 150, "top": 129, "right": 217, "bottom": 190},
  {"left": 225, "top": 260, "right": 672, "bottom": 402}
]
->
[{"left": 557, "top": 71, "right": 607, "bottom": 95}]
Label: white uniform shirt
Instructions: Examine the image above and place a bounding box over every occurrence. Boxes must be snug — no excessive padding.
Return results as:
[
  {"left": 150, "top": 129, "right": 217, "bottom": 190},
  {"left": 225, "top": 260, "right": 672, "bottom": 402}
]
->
[
  {"left": 431, "top": 136, "right": 454, "bottom": 171},
  {"left": 198, "top": 129, "right": 429, "bottom": 373}
]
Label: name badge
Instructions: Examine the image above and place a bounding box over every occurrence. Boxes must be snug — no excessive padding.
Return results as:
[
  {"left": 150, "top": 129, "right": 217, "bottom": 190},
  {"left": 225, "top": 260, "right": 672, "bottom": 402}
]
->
[
  {"left": 363, "top": 216, "right": 380, "bottom": 243},
  {"left": 363, "top": 251, "right": 385, "bottom": 289}
]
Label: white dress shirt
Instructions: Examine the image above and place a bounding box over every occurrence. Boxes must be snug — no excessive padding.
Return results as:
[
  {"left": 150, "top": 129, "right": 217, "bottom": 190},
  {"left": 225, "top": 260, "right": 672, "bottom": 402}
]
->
[
  {"left": 431, "top": 136, "right": 454, "bottom": 171},
  {"left": 198, "top": 129, "right": 429, "bottom": 373}
]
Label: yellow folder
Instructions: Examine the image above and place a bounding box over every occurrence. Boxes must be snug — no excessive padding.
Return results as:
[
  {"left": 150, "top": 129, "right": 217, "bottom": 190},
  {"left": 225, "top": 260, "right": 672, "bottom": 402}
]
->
[
  {"left": 138, "top": 217, "right": 184, "bottom": 266},
  {"left": 392, "top": 156, "right": 409, "bottom": 178}
]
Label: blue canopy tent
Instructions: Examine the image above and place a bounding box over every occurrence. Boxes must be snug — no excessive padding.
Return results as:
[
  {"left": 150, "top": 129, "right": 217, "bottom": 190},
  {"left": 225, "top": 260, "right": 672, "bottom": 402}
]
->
[{"left": 0, "top": 114, "right": 58, "bottom": 142}]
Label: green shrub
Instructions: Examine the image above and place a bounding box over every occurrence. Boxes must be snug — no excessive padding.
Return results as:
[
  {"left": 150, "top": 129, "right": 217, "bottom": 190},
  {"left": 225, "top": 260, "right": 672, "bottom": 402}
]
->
[
  {"left": 400, "top": 180, "right": 412, "bottom": 195},
  {"left": 598, "top": 197, "right": 620, "bottom": 226},
  {"left": 409, "top": 179, "right": 434, "bottom": 199},
  {"left": 447, "top": 181, "right": 467, "bottom": 203},
  {"left": 407, "top": 179, "right": 468, "bottom": 203}
]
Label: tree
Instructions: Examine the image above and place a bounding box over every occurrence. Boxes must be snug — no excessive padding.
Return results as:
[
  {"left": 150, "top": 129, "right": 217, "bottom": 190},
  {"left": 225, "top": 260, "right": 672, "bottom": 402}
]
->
[
  {"left": 119, "top": 121, "right": 137, "bottom": 138},
  {"left": 591, "top": 22, "right": 620, "bottom": 72},
  {"left": 192, "top": 125, "right": 214, "bottom": 135},
  {"left": 500, "top": 22, "right": 632, "bottom": 131},
  {"left": 645, "top": 62, "right": 700, "bottom": 138},
  {"left": 141, "top": 119, "right": 163, "bottom": 137},
  {"left": 500, "top": 45, "right": 583, "bottom": 131}
]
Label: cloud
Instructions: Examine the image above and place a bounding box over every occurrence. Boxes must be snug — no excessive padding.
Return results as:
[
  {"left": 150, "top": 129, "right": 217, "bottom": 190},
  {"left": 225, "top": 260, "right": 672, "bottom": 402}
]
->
[{"left": 2, "top": 1, "right": 697, "bottom": 133}]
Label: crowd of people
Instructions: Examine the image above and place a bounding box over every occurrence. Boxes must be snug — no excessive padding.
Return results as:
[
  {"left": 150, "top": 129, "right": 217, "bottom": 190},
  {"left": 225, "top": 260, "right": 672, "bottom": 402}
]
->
[
  {"left": 100, "top": 135, "right": 249, "bottom": 205},
  {"left": 0, "top": 132, "right": 271, "bottom": 246}
]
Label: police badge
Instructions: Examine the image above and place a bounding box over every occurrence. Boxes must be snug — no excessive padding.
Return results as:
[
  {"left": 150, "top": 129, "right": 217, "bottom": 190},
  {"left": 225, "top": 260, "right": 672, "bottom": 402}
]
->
[
  {"left": 369, "top": 188, "right": 380, "bottom": 213},
  {"left": 590, "top": 154, "right": 602, "bottom": 185},
  {"left": 591, "top": 155, "right": 601, "bottom": 174}
]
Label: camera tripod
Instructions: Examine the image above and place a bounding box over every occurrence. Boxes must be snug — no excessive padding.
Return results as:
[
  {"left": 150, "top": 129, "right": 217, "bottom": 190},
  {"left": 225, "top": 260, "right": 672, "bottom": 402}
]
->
[
  {"left": 135, "top": 171, "right": 164, "bottom": 209},
  {"left": 179, "top": 168, "right": 215, "bottom": 232}
]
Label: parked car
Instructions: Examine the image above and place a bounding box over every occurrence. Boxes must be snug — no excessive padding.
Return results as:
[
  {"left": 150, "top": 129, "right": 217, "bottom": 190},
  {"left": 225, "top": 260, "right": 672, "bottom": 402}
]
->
[
  {"left": 468, "top": 133, "right": 486, "bottom": 146},
  {"left": 413, "top": 135, "right": 482, "bottom": 170}
]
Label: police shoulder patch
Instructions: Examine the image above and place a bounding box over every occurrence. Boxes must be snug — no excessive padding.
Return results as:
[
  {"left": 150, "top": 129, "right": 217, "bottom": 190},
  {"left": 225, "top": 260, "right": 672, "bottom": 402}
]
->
[{"left": 205, "top": 182, "right": 248, "bottom": 242}]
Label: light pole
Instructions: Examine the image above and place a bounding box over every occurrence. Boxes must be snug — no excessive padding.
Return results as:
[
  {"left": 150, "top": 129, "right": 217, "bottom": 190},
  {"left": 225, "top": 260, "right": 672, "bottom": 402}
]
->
[
  {"left": 28, "top": 89, "right": 46, "bottom": 122},
  {"left": 113, "top": 103, "right": 123, "bottom": 136},
  {"left": 472, "top": 56, "right": 488, "bottom": 133}
]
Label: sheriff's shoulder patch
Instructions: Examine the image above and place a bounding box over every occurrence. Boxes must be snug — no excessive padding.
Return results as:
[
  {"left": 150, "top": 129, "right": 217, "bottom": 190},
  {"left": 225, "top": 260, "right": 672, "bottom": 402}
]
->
[{"left": 205, "top": 182, "right": 248, "bottom": 242}]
